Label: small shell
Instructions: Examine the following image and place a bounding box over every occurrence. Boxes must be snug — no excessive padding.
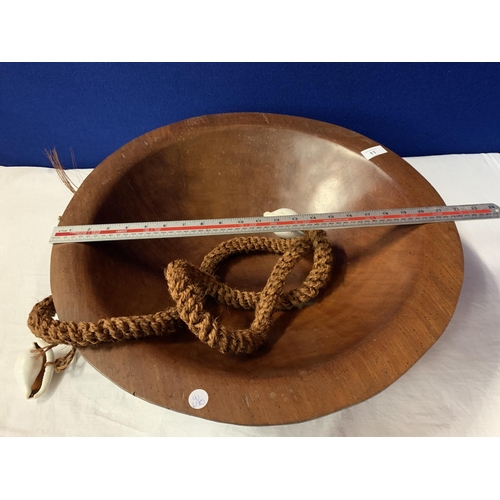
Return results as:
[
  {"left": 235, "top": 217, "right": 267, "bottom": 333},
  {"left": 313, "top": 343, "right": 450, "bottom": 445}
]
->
[
  {"left": 14, "top": 340, "right": 55, "bottom": 399},
  {"left": 263, "top": 208, "right": 305, "bottom": 239}
]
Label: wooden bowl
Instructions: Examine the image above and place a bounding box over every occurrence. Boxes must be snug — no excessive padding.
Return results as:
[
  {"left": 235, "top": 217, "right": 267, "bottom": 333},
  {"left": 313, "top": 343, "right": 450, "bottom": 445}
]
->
[{"left": 51, "top": 113, "right": 463, "bottom": 425}]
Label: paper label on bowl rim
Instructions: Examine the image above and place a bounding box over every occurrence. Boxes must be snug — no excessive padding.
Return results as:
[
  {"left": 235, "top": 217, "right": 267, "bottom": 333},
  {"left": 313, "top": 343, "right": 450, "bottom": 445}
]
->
[
  {"left": 361, "top": 145, "right": 388, "bottom": 160},
  {"left": 189, "top": 389, "right": 209, "bottom": 409}
]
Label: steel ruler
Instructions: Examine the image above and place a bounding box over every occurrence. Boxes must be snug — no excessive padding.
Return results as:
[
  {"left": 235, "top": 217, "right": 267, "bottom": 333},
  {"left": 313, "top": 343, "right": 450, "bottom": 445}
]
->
[{"left": 49, "top": 203, "right": 500, "bottom": 244}]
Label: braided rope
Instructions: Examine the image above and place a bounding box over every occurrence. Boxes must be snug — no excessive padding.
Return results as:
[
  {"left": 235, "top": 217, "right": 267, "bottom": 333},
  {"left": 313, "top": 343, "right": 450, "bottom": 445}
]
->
[{"left": 27, "top": 231, "right": 333, "bottom": 370}]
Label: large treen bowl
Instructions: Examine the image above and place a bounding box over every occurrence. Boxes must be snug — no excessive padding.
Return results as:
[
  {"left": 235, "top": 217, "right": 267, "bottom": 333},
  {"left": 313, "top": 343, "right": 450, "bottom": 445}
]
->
[{"left": 51, "top": 113, "right": 463, "bottom": 425}]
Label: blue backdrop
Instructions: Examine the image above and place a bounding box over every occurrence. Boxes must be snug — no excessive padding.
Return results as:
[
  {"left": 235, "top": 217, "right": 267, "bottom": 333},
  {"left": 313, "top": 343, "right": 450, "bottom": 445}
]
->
[{"left": 1, "top": 63, "right": 499, "bottom": 168}]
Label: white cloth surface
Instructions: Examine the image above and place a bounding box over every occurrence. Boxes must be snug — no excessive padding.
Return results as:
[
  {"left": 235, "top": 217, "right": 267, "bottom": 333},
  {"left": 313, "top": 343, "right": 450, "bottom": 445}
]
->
[{"left": 1, "top": 153, "right": 500, "bottom": 436}]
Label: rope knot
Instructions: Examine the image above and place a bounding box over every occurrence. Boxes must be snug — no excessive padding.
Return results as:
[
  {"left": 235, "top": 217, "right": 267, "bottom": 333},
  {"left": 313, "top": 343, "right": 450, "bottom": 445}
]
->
[{"left": 27, "top": 231, "right": 333, "bottom": 367}]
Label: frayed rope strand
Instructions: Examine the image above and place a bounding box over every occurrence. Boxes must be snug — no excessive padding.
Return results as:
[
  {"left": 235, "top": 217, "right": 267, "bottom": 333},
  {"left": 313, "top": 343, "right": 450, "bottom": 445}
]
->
[{"left": 44, "top": 148, "right": 78, "bottom": 194}]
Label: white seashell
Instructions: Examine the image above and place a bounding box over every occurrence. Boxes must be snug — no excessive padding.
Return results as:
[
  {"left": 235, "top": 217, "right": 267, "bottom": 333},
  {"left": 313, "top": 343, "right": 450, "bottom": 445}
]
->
[
  {"left": 263, "top": 208, "right": 305, "bottom": 239},
  {"left": 14, "top": 339, "right": 55, "bottom": 399}
]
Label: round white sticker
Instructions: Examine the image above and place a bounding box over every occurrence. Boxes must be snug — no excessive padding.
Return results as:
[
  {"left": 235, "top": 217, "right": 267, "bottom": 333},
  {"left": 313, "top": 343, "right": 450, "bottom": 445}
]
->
[{"left": 188, "top": 389, "right": 209, "bottom": 410}]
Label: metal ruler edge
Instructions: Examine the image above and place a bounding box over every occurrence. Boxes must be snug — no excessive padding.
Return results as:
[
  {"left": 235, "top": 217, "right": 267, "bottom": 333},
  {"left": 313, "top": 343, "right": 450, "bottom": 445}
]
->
[{"left": 49, "top": 203, "right": 500, "bottom": 244}]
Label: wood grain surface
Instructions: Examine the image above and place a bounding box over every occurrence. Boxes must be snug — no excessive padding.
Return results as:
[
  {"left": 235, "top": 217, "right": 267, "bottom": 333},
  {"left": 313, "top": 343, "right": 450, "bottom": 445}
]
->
[{"left": 50, "top": 113, "right": 464, "bottom": 425}]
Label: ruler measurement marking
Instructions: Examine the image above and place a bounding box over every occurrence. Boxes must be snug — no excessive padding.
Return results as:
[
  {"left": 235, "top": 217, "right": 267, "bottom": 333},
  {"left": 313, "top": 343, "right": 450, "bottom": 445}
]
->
[{"left": 50, "top": 204, "right": 500, "bottom": 243}]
